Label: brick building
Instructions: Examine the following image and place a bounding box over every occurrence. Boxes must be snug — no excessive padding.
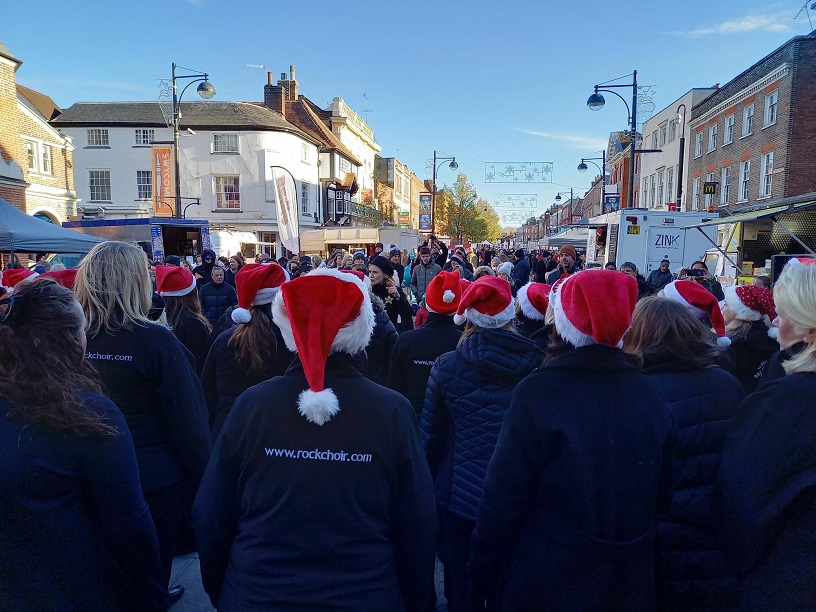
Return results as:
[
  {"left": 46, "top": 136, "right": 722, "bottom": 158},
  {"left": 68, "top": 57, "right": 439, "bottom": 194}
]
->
[
  {"left": 0, "top": 41, "right": 78, "bottom": 221},
  {"left": 687, "top": 31, "right": 816, "bottom": 212}
]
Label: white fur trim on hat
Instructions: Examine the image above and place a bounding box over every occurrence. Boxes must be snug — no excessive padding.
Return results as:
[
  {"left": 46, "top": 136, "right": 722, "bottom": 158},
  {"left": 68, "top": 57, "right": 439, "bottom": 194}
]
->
[
  {"left": 297, "top": 388, "right": 340, "bottom": 426},
  {"left": 231, "top": 307, "right": 252, "bottom": 324},
  {"left": 663, "top": 281, "right": 707, "bottom": 319},
  {"left": 723, "top": 285, "right": 761, "bottom": 322},
  {"left": 251, "top": 286, "right": 280, "bottom": 306},
  {"left": 160, "top": 275, "right": 197, "bottom": 297},
  {"left": 454, "top": 300, "right": 515, "bottom": 328}
]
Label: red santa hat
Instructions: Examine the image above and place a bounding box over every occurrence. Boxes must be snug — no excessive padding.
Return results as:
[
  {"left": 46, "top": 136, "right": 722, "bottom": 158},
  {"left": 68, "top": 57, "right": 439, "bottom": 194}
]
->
[
  {"left": 425, "top": 270, "right": 464, "bottom": 315},
  {"left": 663, "top": 280, "right": 731, "bottom": 346},
  {"left": 723, "top": 284, "right": 778, "bottom": 339},
  {"left": 453, "top": 276, "right": 515, "bottom": 327},
  {"left": 271, "top": 268, "right": 375, "bottom": 425},
  {"left": 1, "top": 269, "right": 37, "bottom": 290},
  {"left": 154, "top": 265, "right": 196, "bottom": 297},
  {"left": 40, "top": 269, "right": 78, "bottom": 289},
  {"left": 786, "top": 256, "right": 816, "bottom": 268},
  {"left": 550, "top": 270, "right": 637, "bottom": 348},
  {"left": 517, "top": 282, "right": 552, "bottom": 321},
  {"left": 232, "top": 263, "right": 288, "bottom": 324}
]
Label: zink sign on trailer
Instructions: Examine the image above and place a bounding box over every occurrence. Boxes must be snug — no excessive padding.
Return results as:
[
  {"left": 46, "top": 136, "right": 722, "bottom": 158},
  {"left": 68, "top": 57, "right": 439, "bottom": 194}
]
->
[{"left": 584, "top": 208, "right": 719, "bottom": 274}]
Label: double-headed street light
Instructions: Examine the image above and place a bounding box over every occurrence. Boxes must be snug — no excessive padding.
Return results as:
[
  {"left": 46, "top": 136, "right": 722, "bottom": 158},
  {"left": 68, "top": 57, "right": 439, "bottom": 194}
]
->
[
  {"left": 172, "top": 63, "right": 215, "bottom": 218},
  {"left": 578, "top": 150, "right": 607, "bottom": 213},
  {"left": 587, "top": 71, "right": 638, "bottom": 209},
  {"left": 432, "top": 151, "right": 457, "bottom": 233}
]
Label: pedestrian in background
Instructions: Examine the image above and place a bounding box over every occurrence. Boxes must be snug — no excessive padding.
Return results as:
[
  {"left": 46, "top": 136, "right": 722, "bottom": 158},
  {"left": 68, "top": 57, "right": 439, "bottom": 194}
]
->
[
  {"left": 75, "top": 241, "right": 211, "bottom": 605},
  {"left": 0, "top": 278, "right": 167, "bottom": 611},
  {"left": 717, "top": 258, "right": 816, "bottom": 609},
  {"left": 625, "top": 297, "right": 743, "bottom": 609},
  {"left": 469, "top": 270, "right": 676, "bottom": 611},
  {"left": 423, "top": 276, "right": 543, "bottom": 611},
  {"left": 199, "top": 266, "right": 238, "bottom": 327},
  {"left": 646, "top": 259, "right": 674, "bottom": 290}
]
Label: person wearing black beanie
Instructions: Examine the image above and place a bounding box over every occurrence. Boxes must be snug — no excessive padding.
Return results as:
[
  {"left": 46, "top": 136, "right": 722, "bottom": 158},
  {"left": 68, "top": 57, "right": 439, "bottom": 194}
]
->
[{"left": 370, "top": 256, "right": 413, "bottom": 333}]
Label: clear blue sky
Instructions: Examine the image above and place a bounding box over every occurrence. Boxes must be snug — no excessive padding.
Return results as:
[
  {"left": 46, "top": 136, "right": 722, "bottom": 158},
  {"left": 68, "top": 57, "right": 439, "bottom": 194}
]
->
[{"left": 4, "top": 0, "right": 814, "bottom": 226}]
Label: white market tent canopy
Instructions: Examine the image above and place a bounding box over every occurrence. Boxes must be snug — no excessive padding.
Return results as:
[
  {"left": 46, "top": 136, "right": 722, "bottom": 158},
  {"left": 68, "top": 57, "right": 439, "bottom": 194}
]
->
[
  {"left": 543, "top": 227, "right": 589, "bottom": 249},
  {"left": 0, "top": 198, "right": 105, "bottom": 253}
]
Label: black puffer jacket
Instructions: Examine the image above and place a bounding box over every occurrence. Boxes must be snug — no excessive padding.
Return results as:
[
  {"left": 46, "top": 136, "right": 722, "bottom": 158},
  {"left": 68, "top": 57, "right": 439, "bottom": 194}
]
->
[
  {"left": 644, "top": 356, "right": 744, "bottom": 610},
  {"left": 421, "top": 328, "right": 543, "bottom": 521},
  {"left": 726, "top": 321, "right": 778, "bottom": 394},
  {"left": 371, "top": 283, "right": 413, "bottom": 334}
]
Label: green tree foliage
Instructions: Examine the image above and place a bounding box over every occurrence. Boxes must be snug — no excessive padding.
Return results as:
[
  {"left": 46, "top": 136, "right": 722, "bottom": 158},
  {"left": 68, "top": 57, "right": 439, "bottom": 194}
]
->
[{"left": 434, "top": 174, "right": 499, "bottom": 242}]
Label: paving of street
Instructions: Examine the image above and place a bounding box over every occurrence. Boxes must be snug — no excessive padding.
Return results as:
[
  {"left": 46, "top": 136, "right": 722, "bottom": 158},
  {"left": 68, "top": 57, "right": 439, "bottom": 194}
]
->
[{"left": 170, "top": 554, "right": 448, "bottom": 611}]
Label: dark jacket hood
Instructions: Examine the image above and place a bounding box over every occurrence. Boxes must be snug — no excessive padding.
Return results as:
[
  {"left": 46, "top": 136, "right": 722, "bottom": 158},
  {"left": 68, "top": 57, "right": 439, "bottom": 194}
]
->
[{"left": 457, "top": 327, "right": 543, "bottom": 377}]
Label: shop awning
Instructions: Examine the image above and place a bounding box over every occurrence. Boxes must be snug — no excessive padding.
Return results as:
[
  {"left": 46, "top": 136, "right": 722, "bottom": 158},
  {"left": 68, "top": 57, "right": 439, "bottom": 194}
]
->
[
  {"left": 336, "top": 172, "right": 359, "bottom": 195},
  {"left": 689, "top": 196, "right": 816, "bottom": 228},
  {"left": 324, "top": 227, "right": 379, "bottom": 244}
]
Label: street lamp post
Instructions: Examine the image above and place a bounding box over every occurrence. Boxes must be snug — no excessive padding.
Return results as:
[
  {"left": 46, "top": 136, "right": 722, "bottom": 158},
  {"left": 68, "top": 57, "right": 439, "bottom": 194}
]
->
[
  {"left": 171, "top": 63, "right": 215, "bottom": 219},
  {"left": 587, "top": 71, "right": 638, "bottom": 209},
  {"left": 554, "top": 189, "right": 574, "bottom": 232},
  {"left": 432, "top": 151, "right": 457, "bottom": 234},
  {"left": 675, "top": 103, "right": 687, "bottom": 210},
  {"left": 578, "top": 150, "right": 606, "bottom": 213}
]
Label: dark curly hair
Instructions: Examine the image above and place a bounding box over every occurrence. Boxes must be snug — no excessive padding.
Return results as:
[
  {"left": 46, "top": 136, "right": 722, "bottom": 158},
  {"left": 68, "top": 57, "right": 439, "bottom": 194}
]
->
[{"left": 0, "top": 278, "right": 116, "bottom": 436}]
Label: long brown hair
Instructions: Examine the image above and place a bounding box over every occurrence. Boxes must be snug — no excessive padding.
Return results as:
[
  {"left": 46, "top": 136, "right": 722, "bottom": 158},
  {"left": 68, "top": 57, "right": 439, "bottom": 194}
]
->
[
  {"left": 624, "top": 296, "right": 719, "bottom": 369},
  {"left": 228, "top": 304, "right": 278, "bottom": 373},
  {"left": 0, "top": 278, "right": 115, "bottom": 436},
  {"left": 164, "top": 291, "right": 212, "bottom": 333}
]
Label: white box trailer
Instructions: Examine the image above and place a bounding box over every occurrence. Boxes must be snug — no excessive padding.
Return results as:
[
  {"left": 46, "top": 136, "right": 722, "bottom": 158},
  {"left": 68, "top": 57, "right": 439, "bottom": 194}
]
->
[{"left": 584, "top": 209, "right": 719, "bottom": 276}]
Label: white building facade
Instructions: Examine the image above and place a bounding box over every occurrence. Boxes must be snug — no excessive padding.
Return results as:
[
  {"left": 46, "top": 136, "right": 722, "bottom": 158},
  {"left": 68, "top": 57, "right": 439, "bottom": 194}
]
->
[
  {"left": 52, "top": 101, "right": 322, "bottom": 257},
  {"left": 638, "top": 88, "right": 717, "bottom": 211},
  {"left": 326, "top": 98, "right": 381, "bottom": 200}
]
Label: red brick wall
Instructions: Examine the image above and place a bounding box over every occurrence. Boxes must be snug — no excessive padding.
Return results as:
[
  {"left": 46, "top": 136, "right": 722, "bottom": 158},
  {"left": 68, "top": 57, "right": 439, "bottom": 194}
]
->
[
  {"left": 787, "top": 37, "right": 816, "bottom": 197},
  {"left": 0, "top": 58, "right": 28, "bottom": 212}
]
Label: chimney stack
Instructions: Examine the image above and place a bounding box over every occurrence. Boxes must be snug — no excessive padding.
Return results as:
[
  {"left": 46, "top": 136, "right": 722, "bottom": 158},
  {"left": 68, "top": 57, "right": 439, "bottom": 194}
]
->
[
  {"left": 278, "top": 64, "right": 300, "bottom": 102},
  {"left": 264, "top": 71, "right": 285, "bottom": 118}
]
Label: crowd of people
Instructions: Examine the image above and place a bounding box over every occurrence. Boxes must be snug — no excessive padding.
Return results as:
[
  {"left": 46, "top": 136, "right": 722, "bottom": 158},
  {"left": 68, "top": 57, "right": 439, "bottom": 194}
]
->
[{"left": 0, "top": 238, "right": 814, "bottom": 611}]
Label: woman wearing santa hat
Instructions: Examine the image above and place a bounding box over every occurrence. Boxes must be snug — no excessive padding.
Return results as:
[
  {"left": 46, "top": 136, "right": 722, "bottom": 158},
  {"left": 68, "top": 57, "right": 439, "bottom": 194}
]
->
[
  {"left": 155, "top": 265, "right": 212, "bottom": 377},
  {"left": 0, "top": 278, "right": 166, "bottom": 611},
  {"left": 469, "top": 270, "right": 676, "bottom": 611},
  {"left": 717, "top": 257, "right": 816, "bottom": 608},
  {"left": 193, "top": 268, "right": 437, "bottom": 611},
  {"left": 422, "top": 275, "right": 543, "bottom": 611},
  {"left": 624, "top": 297, "right": 743, "bottom": 610},
  {"left": 200, "top": 263, "right": 293, "bottom": 438},
  {"left": 721, "top": 284, "right": 779, "bottom": 393},
  {"left": 75, "top": 241, "right": 211, "bottom": 604}
]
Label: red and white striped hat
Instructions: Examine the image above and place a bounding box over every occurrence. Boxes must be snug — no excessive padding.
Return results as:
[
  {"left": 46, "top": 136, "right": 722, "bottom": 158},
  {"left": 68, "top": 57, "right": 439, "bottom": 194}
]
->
[
  {"left": 232, "top": 263, "right": 288, "bottom": 323},
  {"left": 664, "top": 280, "right": 731, "bottom": 346},
  {"left": 550, "top": 270, "right": 637, "bottom": 348},
  {"left": 517, "top": 282, "right": 552, "bottom": 321},
  {"left": 453, "top": 276, "right": 515, "bottom": 327},
  {"left": 271, "top": 268, "right": 375, "bottom": 426},
  {"left": 155, "top": 265, "right": 197, "bottom": 297}
]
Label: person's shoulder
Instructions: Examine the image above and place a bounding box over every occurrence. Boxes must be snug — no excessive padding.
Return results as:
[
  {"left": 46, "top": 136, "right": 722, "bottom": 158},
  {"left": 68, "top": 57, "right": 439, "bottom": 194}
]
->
[{"left": 79, "top": 392, "right": 129, "bottom": 429}]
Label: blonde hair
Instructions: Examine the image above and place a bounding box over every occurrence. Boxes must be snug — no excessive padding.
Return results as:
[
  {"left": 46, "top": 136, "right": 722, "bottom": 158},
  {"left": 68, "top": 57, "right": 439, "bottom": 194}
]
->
[
  {"left": 75, "top": 241, "right": 152, "bottom": 337},
  {"left": 773, "top": 261, "right": 816, "bottom": 374}
]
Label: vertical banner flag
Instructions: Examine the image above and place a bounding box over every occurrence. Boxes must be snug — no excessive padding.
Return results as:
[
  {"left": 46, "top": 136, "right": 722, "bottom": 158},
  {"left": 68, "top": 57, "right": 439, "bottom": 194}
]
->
[
  {"left": 152, "top": 146, "right": 175, "bottom": 217},
  {"left": 271, "top": 166, "right": 300, "bottom": 254},
  {"left": 419, "top": 193, "right": 432, "bottom": 231}
]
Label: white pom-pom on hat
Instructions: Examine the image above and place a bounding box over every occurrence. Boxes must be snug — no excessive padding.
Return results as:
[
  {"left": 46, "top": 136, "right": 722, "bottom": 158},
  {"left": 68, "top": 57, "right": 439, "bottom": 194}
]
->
[
  {"left": 443, "top": 290, "right": 455, "bottom": 304},
  {"left": 231, "top": 307, "right": 252, "bottom": 324}
]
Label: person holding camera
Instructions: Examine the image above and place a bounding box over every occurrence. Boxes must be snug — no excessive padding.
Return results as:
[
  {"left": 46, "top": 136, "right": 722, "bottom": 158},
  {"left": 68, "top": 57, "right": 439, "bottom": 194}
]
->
[
  {"left": 424, "top": 234, "right": 449, "bottom": 268},
  {"left": 678, "top": 261, "right": 724, "bottom": 301}
]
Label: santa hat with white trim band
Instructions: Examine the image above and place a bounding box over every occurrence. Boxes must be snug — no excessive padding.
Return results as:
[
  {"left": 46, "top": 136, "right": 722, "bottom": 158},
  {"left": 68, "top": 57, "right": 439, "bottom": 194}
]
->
[
  {"left": 663, "top": 280, "right": 731, "bottom": 346},
  {"left": 517, "top": 282, "right": 552, "bottom": 321},
  {"left": 453, "top": 276, "right": 515, "bottom": 327},
  {"left": 1, "top": 269, "right": 37, "bottom": 290},
  {"left": 155, "top": 265, "right": 197, "bottom": 297},
  {"left": 723, "top": 284, "right": 778, "bottom": 339},
  {"left": 426, "top": 270, "right": 463, "bottom": 315},
  {"left": 271, "top": 268, "right": 375, "bottom": 425},
  {"left": 232, "top": 263, "right": 288, "bottom": 324},
  {"left": 339, "top": 268, "right": 372, "bottom": 288},
  {"left": 550, "top": 270, "right": 637, "bottom": 348}
]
